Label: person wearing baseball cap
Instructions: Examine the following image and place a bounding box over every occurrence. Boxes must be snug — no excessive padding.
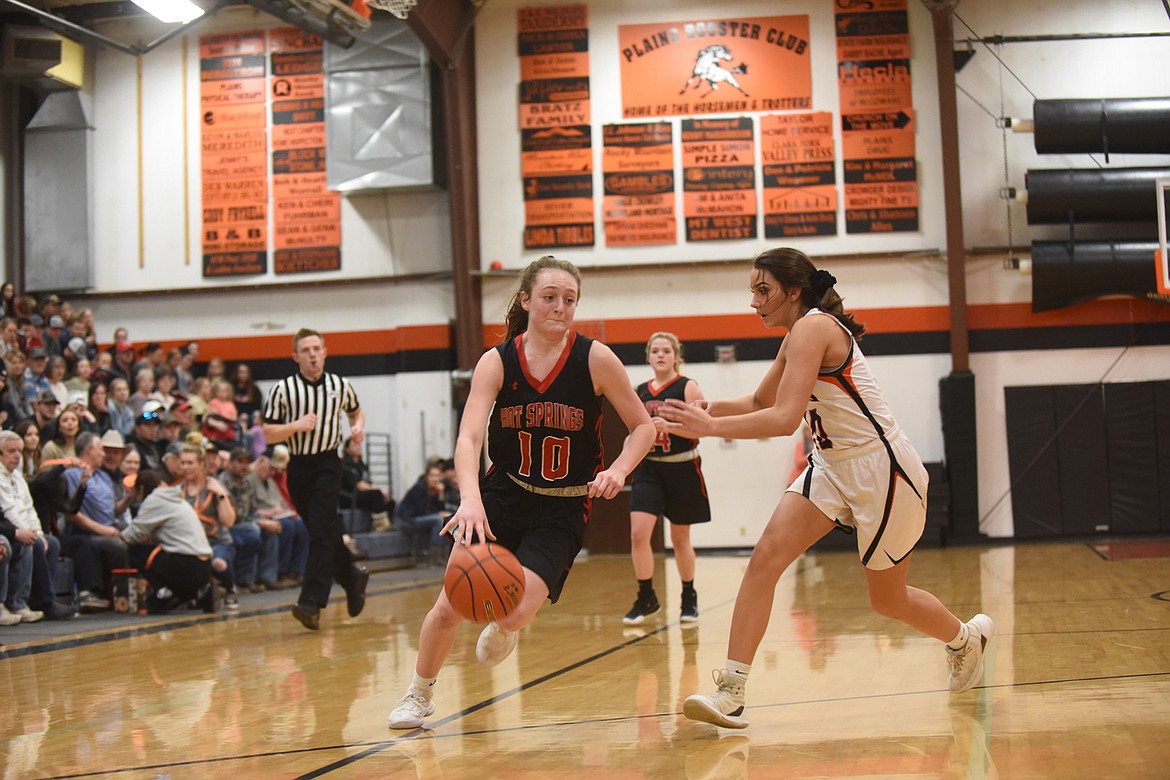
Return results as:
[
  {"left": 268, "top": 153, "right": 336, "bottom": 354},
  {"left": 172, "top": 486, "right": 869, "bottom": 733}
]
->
[{"left": 23, "top": 348, "right": 51, "bottom": 408}]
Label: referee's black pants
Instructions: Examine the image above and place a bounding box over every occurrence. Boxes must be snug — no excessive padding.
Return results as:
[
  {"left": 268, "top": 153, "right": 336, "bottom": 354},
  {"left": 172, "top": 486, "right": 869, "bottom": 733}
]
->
[{"left": 287, "top": 452, "right": 360, "bottom": 609}]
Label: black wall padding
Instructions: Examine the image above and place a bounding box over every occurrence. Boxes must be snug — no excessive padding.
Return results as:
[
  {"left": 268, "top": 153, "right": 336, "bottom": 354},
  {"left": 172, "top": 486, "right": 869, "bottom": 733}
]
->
[
  {"left": 1156, "top": 381, "right": 1170, "bottom": 531},
  {"left": 1025, "top": 167, "right": 1170, "bottom": 224},
  {"left": 938, "top": 371, "right": 981, "bottom": 540},
  {"left": 1103, "top": 383, "right": 1161, "bottom": 534},
  {"left": 1007, "top": 380, "right": 1170, "bottom": 538},
  {"left": 1030, "top": 240, "right": 1160, "bottom": 312},
  {"left": 1005, "top": 386, "right": 1063, "bottom": 538},
  {"left": 1054, "top": 385, "right": 1111, "bottom": 535},
  {"left": 1033, "top": 97, "right": 1170, "bottom": 155}
]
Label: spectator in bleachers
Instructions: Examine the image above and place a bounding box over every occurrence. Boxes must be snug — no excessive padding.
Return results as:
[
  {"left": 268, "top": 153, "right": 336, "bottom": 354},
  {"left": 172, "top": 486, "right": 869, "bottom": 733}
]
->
[
  {"left": 205, "top": 356, "right": 225, "bottom": 384},
  {"left": 14, "top": 295, "right": 36, "bottom": 320},
  {"left": 154, "top": 440, "right": 183, "bottom": 485},
  {"left": 187, "top": 377, "right": 211, "bottom": 422},
  {"left": 23, "top": 347, "right": 51, "bottom": 404},
  {"left": 107, "top": 377, "right": 134, "bottom": 438},
  {"left": 41, "top": 408, "right": 81, "bottom": 462},
  {"left": 249, "top": 454, "right": 308, "bottom": 586},
  {"left": 14, "top": 420, "right": 40, "bottom": 479},
  {"left": 30, "top": 391, "right": 59, "bottom": 438},
  {"left": 90, "top": 350, "right": 113, "bottom": 388},
  {"left": 175, "top": 348, "right": 196, "bottom": 394},
  {"left": 61, "top": 316, "right": 90, "bottom": 356},
  {"left": 108, "top": 341, "right": 135, "bottom": 385},
  {"left": 121, "top": 446, "right": 141, "bottom": 479},
  {"left": 132, "top": 342, "right": 165, "bottom": 379},
  {"left": 340, "top": 436, "right": 393, "bottom": 532},
  {"left": 0, "top": 364, "right": 15, "bottom": 431},
  {"left": 270, "top": 444, "right": 293, "bottom": 507},
  {"left": 0, "top": 430, "right": 75, "bottom": 621},
  {"left": 178, "top": 440, "right": 239, "bottom": 609},
  {"left": 218, "top": 447, "right": 269, "bottom": 592},
  {"left": 394, "top": 462, "right": 452, "bottom": 565},
  {"left": 126, "top": 408, "right": 163, "bottom": 473},
  {"left": 4, "top": 349, "right": 32, "bottom": 423},
  {"left": 38, "top": 294, "right": 61, "bottom": 323},
  {"left": 22, "top": 316, "right": 45, "bottom": 353},
  {"left": 120, "top": 470, "right": 217, "bottom": 614},
  {"left": 0, "top": 536, "right": 17, "bottom": 625},
  {"left": 63, "top": 430, "right": 127, "bottom": 611},
  {"left": 43, "top": 316, "right": 66, "bottom": 358},
  {"left": 159, "top": 412, "right": 184, "bottom": 448},
  {"left": 169, "top": 397, "right": 196, "bottom": 440},
  {"left": 88, "top": 382, "right": 110, "bottom": 434},
  {"left": 128, "top": 367, "right": 155, "bottom": 418},
  {"left": 151, "top": 367, "right": 177, "bottom": 411},
  {"left": 65, "top": 390, "right": 99, "bottom": 435},
  {"left": 112, "top": 326, "right": 128, "bottom": 345},
  {"left": 64, "top": 339, "right": 89, "bottom": 377},
  {"left": 203, "top": 379, "right": 240, "bottom": 448},
  {"left": 0, "top": 282, "right": 15, "bottom": 318},
  {"left": 99, "top": 430, "right": 134, "bottom": 528},
  {"left": 231, "top": 363, "right": 262, "bottom": 421},
  {"left": 66, "top": 355, "right": 91, "bottom": 396},
  {"left": 0, "top": 318, "right": 20, "bottom": 353},
  {"left": 45, "top": 355, "right": 68, "bottom": 407}
]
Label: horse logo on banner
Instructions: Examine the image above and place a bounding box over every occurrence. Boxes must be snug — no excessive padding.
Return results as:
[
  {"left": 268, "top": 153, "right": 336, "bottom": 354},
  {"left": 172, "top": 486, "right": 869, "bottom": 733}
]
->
[{"left": 680, "top": 44, "right": 749, "bottom": 97}]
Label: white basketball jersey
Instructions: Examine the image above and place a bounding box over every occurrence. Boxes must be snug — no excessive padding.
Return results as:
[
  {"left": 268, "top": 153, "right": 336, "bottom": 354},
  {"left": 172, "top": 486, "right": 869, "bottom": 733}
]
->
[{"left": 803, "top": 309, "right": 899, "bottom": 453}]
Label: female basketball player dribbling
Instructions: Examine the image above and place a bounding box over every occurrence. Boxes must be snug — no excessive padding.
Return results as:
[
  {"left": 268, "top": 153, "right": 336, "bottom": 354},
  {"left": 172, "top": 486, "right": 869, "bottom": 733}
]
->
[
  {"left": 657, "top": 247, "right": 993, "bottom": 729},
  {"left": 388, "top": 255, "right": 655, "bottom": 730}
]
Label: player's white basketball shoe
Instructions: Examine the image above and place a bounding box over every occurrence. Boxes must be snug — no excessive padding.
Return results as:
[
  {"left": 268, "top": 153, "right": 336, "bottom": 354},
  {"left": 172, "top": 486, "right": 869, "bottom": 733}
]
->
[
  {"left": 947, "top": 613, "right": 994, "bottom": 692},
  {"left": 476, "top": 621, "right": 518, "bottom": 666},
  {"left": 388, "top": 686, "right": 436, "bottom": 729},
  {"left": 683, "top": 670, "right": 749, "bottom": 729}
]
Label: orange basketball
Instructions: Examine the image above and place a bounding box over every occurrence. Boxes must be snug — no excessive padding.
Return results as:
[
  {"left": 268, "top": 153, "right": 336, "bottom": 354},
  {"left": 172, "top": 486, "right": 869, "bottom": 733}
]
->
[{"left": 443, "top": 542, "right": 526, "bottom": 623}]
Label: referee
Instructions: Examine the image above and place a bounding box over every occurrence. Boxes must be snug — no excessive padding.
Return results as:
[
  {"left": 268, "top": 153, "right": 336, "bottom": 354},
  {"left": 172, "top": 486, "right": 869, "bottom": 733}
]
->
[{"left": 263, "top": 328, "right": 370, "bottom": 631}]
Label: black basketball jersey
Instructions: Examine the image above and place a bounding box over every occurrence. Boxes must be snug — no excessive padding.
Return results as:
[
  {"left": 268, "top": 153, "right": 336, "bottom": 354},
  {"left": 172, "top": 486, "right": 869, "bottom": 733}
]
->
[
  {"left": 637, "top": 375, "right": 699, "bottom": 456},
  {"left": 487, "top": 332, "right": 603, "bottom": 490}
]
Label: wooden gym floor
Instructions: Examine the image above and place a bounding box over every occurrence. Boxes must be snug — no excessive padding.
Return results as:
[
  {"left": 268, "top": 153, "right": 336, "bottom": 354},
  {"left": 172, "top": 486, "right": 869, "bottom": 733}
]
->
[{"left": 1, "top": 539, "right": 1168, "bottom": 779}]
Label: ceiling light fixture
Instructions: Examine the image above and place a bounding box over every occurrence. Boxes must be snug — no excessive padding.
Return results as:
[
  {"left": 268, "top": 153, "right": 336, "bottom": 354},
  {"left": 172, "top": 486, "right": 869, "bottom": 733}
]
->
[{"left": 130, "top": 0, "right": 205, "bottom": 23}]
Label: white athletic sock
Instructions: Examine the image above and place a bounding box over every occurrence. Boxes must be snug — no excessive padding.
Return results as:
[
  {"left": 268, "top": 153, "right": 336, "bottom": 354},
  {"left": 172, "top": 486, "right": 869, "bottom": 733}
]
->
[
  {"left": 412, "top": 673, "right": 437, "bottom": 696},
  {"left": 726, "top": 660, "right": 751, "bottom": 684},
  {"left": 946, "top": 621, "right": 969, "bottom": 651}
]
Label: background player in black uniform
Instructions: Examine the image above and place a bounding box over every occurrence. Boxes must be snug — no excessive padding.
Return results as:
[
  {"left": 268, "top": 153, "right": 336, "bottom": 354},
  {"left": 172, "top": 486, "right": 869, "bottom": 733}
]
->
[
  {"left": 388, "top": 255, "right": 655, "bottom": 730},
  {"left": 623, "top": 332, "right": 711, "bottom": 626}
]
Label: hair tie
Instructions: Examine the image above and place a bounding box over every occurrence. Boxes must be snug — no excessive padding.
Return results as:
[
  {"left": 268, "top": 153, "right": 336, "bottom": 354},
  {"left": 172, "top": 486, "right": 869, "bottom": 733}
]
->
[{"left": 809, "top": 269, "right": 837, "bottom": 296}]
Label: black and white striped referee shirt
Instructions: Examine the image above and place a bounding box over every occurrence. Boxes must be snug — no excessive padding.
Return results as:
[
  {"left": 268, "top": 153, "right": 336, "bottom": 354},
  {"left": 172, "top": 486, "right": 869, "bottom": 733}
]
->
[{"left": 262, "top": 372, "right": 360, "bottom": 456}]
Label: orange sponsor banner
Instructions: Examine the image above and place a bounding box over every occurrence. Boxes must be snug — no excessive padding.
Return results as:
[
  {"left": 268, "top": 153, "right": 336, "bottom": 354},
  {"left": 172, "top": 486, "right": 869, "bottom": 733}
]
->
[
  {"left": 681, "top": 117, "right": 756, "bottom": 242},
  {"left": 269, "top": 27, "right": 340, "bottom": 273},
  {"left": 273, "top": 216, "right": 340, "bottom": 250},
  {"left": 200, "top": 30, "right": 265, "bottom": 58},
  {"left": 200, "top": 77, "right": 267, "bottom": 107},
  {"left": 199, "top": 103, "right": 265, "bottom": 129},
  {"left": 272, "top": 172, "right": 328, "bottom": 199},
  {"left": 760, "top": 113, "right": 837, "bottom": 238},
  {"left": 271, "top": 73, "right": 324, "bottom": 102},
  {"left": 521, "top": 125, "right": 592, "bottom": 176},
  {"left": 275, "top": 247, "right": 341, "bottom": 274},
  {"left": 602, "top": 122, "right": 676, "bottom": 246},
  {"left": 272, "top": 123, "right": 326, "bottom": 151},
  {"left": 619, "top": 16, "right": 811, "bottom": 119},
  {"left": 836, "top": 0, "right": 917, "bottom": 234},
  {"left": 519, "top": 5, "right": 593, "bottom": 249},
  {"left": 201, "top": 31, "right": 268, "bottom": 277},
  {"left": 520, "top": 51, "right": 589, "bottom": 81}
]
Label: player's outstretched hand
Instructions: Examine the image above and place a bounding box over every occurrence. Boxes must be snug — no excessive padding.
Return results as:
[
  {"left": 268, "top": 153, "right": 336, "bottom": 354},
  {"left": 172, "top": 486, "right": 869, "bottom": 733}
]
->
[{"left": 656, "top": 398, "right": 713, "bottom": 439}]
